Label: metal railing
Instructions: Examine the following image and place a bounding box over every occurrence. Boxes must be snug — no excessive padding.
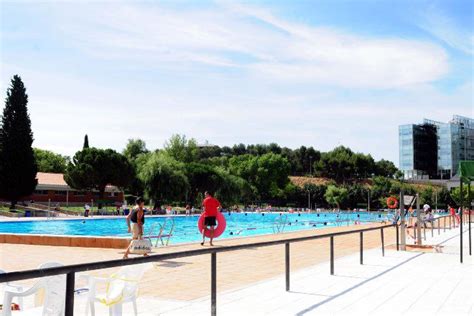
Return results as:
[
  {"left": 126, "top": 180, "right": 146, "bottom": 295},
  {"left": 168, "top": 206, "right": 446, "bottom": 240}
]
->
[
  {"left": 1, "top": 223, "right": 399, "bottom": 316},
  {"left": 407, "top": 214, "right": 451, "bottom": 242}
]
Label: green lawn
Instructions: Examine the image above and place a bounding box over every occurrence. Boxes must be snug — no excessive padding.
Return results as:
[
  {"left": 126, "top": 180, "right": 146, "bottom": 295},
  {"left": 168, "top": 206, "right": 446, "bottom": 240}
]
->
[{"left": 59, "top": 206, "right": 86, "bottom": 212}]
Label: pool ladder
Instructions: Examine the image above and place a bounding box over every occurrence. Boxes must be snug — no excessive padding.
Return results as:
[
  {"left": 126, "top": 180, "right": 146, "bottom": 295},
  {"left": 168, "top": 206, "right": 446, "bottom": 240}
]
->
[
  {"left": 146, "top": 217, "right": 175, "bottom": 247},
  {"left": 272, "top": 214, "right": 288, "bottom": 234}
]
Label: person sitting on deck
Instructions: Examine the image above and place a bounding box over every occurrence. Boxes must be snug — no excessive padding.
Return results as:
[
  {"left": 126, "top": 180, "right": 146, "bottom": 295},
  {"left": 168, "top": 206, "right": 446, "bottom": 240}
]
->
[{"left": 423, "top": 204, "right": 434, "bottom": 228}]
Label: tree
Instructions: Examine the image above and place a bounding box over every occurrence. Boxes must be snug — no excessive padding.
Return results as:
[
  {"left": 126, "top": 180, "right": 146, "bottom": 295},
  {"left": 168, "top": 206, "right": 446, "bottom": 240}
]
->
[
  {"left": 345, "top": 184, "right": 368, "bottom": 209},
  {"left": 34, "top": 148, "right": 69, "bottom": 173},
  {"left": 123, "top": 139, "right": 149, "bottom": 197},
  {"left": 196, "top": 144, "right": 222, "bottom": 160},
  {"left": 324, "top": 185, "right": 348, "bottom": 209},
  {"left": 137, "top": 152, "right": 189, "bottom": 202},
  {"left": 351, "top": 153, "right": 375, "bottom": 179},
  {"left": 214, "top": 169, "right": 250, "bottom": 205},
  {"left": 450, "top": 186, "right": 474, "bottom": 206},
  {"left": 228, "top": 153, "right": 290, "bottom": 201},
  {"left": 420, "top": 186, "right": 434, "bottom": 206},
  {"left": 370, "top": 176, "right": 394, "bottom": 209},
  {"left": 164, "top": 134, "right": 198, "bottom": 163},
  {"left": 315, "top": 146, "right": 355, "bottom": 183},
  {"left": 123, "top": 139, "right": 148, "bottom": 161},
  {"left": 183, "top": 162, "right": 250, "bottom": 205},
  {"left": 231, "top": 143, "right": 247, "bottom": 156},
  {"left": 0, "top": 75, "right": 37, "bottom": 208},
  {"left": 65, "top": 148, "right": 133, "bottom": 203},
  {"left": 303, "top": 183, "right": 328, "bottom": 208},
  {"left": 438, "top": 187, "right": 454, "bottom": 209},
  {"left": 185, "top": 163, "right": 223, "bottom": 203},
  {"left": 83, "top": 134, "right": 89, "bottom": 149},
  {"left": 280, "top": 146, "right": 321, "bottom": 176},
  {"left": 375, "top": 159, "right": 398, "bottom": 178}
]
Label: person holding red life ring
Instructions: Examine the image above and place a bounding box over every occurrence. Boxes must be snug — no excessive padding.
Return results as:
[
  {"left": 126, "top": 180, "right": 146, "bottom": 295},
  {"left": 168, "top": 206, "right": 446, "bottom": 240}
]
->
[{"left": 201, "top": 191, "right": 221, "bottom": 246}]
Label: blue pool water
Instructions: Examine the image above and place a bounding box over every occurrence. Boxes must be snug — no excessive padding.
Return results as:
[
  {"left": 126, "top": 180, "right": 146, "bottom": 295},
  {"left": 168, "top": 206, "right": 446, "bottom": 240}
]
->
[{"left": 0, "top": 212, "right": 392, "bottom": 244}]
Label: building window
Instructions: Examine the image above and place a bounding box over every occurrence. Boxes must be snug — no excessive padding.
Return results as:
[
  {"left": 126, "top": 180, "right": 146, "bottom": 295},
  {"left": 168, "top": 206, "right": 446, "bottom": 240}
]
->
[
  {"left": 54, "top": 191, "right": 68, "bottom": 196},
  {"left": 34, "top": 190, "right": 48, "bottom": 195}
]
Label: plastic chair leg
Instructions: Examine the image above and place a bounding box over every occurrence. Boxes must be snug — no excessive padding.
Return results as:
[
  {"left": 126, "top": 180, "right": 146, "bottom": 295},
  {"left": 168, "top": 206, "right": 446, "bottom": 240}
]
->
[
  {"left": 89, "top": 302, "right": 95, "bottom": 316},
  {"left": 133, "top": 298, "right": 138, "bottom": 316},
  {"left": 110, "top": 303, "right": 123, "bottom": 316}
]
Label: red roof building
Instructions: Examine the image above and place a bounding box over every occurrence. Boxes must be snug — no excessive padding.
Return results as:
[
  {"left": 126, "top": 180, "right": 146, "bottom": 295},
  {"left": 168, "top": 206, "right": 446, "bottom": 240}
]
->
[{"left": 26, "top": 172, "right": 124, "bottom": 205}]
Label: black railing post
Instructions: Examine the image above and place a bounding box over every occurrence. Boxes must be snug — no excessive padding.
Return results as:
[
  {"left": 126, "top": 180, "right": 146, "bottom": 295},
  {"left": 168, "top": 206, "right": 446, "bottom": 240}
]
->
[
  {"left": 460, "top": 179, "right": 464, "bottom": 264},
  {"left": 211, "top": 252, "right": 217, "bottom": 316},
  {"left": 396, "top": 224, "right": 399, "bottom": 251},
  {"left": 330, "top": 236, "right": 334, "bottom": 275},
  {"left": 360, "top": 231, "right": 363, "bottom": 264},
  {"left": 285, "top": 243, "right": 290, "bottom": 291},
  {"left": 65, "top": 272, "right": 75, "bottom": 316},
  {"left": 468, "top": 182, "right": 471, "bottom": 256},
  {"left": 380, "top": 228, "right": 385, "bottom": 257}
]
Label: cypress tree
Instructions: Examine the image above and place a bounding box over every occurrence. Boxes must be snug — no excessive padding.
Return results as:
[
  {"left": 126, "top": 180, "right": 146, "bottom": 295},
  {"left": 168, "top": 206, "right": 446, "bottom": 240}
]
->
[
  {"left": 0, "top": 75, "right": 38, "bottom": 208},
  {"left": 83, "top": 134, "right": 89, "bottom": 149}
]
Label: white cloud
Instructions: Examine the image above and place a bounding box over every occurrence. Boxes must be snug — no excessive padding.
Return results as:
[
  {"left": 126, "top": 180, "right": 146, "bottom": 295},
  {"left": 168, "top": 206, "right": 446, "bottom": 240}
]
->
[
  {"left": 418, "top": 6, "right": 473, "bottom": 55},
  {"left": 51, "top": 2, "right": 449, "bottom": 89},
  {"left": 7, "top": 62, "right": 469, "bottom": 165},
  {"left": 1, "top": 2, "right": 471, "bottom": 167}
]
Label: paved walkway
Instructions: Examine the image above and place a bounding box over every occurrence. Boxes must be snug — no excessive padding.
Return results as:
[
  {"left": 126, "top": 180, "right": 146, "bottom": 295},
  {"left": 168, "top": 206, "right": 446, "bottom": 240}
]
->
[
  {"left": 1, "top": 222, "right": 396, "bottom": 301},
  {"left": 2, "top": 222, "right": 471, "bottom": 315},
  {"left": 75, "top": 225, "right": 472, "bottom": 315}
]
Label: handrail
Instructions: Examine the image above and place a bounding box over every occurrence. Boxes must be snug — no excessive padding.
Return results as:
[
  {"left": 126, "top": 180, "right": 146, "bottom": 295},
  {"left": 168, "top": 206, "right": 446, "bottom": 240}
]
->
[{"left": 0, "top": 223, "right": 395, "bottom": 283}]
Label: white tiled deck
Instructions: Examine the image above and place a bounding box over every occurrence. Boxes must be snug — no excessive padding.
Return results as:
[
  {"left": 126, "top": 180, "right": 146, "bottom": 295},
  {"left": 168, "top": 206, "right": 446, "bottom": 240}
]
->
[
  {"left": 4, "top": 224, "right": 472, "bottom": 315},
  {"left": 67, "top": 225, "right": 473, "bottom": 316}
]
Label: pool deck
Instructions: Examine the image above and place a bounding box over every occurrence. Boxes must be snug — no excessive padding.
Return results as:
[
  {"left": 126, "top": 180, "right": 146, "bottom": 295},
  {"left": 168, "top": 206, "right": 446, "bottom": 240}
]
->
[
  {"left": 1, "top": 221, "right": 472, "bottom": 315},
  {"left": 141, "top": 226, "right": 472, "bottom": 315},
  {"left": 1, "top": 222, "right": 395, "bottom": 300}
]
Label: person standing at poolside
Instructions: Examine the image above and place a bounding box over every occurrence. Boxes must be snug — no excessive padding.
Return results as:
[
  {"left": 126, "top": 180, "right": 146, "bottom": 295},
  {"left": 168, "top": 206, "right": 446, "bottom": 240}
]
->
[
  {"left": 201, "top": 191, "right": 221, "bottom": 246},
  {"left": 84, "top": 203, "right": 90, "bottom": 217},
  {"left": 448, "top": 204, "right": 459, "bottom": 226},
  {"left": 123, "top": 197, "right": 147, "bottom": 259}
]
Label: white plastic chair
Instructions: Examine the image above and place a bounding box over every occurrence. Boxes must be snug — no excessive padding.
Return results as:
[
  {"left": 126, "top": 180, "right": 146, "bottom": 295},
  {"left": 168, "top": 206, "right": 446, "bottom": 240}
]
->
[
  {"left": 82, "top": 263, "right": 150, "bottom": 316},
  {"left": 1, "top": 262, "right": 65, "bottom": 316},
  {"left": 0, "top": 269, "right": 24, "bottom": 310}
]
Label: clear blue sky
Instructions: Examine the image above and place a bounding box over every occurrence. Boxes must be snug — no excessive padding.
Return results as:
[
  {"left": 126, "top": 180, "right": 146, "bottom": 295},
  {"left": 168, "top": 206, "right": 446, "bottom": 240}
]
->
[{"left": 1, "top": 0, "right": 472, "bottom": 165}]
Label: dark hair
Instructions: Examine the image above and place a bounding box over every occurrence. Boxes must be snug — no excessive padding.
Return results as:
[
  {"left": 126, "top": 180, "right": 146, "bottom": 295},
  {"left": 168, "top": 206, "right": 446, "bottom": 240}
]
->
[{"left": 135, "top": 197, "right": 145, "bottom": 205}]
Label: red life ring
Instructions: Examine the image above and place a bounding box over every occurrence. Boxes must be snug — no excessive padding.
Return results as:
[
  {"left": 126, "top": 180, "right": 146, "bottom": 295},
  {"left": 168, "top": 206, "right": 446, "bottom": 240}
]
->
[
  {"left": 386, "top": 197, "right": 398, "bottom": 209},
  {"left": 198, "top": 212, "right": 227, "bottom": 238}
]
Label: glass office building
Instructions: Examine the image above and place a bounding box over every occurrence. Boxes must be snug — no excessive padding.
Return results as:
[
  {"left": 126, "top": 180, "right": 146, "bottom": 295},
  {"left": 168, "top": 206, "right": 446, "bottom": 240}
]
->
[{"left": 399, "top": 115, "right": 474, "bottom": 179}]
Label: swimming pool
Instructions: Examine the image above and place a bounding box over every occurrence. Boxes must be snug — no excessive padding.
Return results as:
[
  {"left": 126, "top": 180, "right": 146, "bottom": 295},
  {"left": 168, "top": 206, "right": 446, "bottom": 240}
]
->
[{"left": 0, "top": 212, "right": 392, "bottom": 244}]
